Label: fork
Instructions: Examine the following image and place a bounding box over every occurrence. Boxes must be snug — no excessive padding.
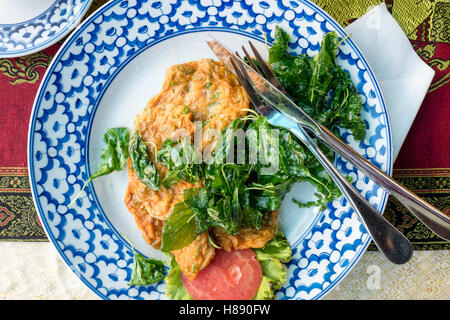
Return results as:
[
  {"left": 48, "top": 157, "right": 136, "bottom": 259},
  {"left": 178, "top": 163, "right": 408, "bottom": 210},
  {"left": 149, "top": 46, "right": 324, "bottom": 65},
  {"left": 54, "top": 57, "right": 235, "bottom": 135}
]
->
[
  {"left": 237, "top": 40, "right": 450, "bottom": 243},
  {"left": 229, "top": 55, "right": 413, "bottom": 265}
]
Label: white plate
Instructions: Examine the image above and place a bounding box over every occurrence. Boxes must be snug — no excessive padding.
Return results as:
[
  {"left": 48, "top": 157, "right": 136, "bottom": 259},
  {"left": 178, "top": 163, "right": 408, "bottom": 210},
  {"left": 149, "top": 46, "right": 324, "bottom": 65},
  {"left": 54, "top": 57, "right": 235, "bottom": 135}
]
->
[
  {"left": 28, "top": 0, "right": 392, "bottom": 300},
  {"left": 0, "top": 0, "right": 93, "bottom": 58}
]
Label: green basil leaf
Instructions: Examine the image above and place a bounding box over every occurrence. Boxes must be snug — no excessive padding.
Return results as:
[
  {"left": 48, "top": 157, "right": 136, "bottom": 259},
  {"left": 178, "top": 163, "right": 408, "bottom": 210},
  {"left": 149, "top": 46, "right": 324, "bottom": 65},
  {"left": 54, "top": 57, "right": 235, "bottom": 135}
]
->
[
  {"left": 250, "top": 191, "right": 282, "bottom": 212},
  {"left": 90, "top": 127, "right": 130, "bottom": 180},
  {"left": 129, "top": 131, "right": 160, "bottom": 191},
  {"left": 308, "top": 31, "right": 340, "bottom": 109},
  {"left": 268, "top": 26, "right": 291, "bottom": 64},
  {"left": 269, "top": 29, "right": 365, "bottom": 142},
  {"left": 160, "top": 201, "right": 198, "bottom": 252},
  {"left": 157, "top": 138, "right": 203, "bottom": 188},
  {"left": 69, "top": 127, "right": 130, "bottom": 207},
  {"left": 328, "top": 67, "right": 366, "bottom": 140}
]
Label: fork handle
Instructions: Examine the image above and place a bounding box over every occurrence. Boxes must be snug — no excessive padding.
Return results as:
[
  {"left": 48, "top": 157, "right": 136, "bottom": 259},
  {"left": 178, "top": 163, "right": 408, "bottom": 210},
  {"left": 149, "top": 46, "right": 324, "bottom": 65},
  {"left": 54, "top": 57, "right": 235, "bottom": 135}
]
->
[{"left": 318, "top": 124, "right": 450, "bottom": 241}]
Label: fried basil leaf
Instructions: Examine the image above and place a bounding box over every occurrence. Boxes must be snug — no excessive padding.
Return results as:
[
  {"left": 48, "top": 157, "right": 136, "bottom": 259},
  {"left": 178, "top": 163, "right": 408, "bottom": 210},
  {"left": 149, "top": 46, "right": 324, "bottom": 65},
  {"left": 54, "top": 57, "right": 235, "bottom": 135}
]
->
[
  {"left": 268, "top": 25, "right": 291, "bottom": 64},
  {"left": 269, "top": 26, "right": 366, "bottom": 141},
  {"left": 129, "top": 131, "right": 160, "bottom": 191},
  {"left": 157, "top": 138, "right": 203, "bottom": 188},
  {"left": 249, "top": 116, "right": 310, "bottom": 200},
  {"left": 69, "top": 127, "right": 130, "bottom": 206},
  {"left": 91, "top": 127, "right": 130, "bottom": 179},
  {"left": 308, "top": 31, "right": 340, "bottom": 109},
  {"left": 327, "top": 67, "right": 366, "bottom": 141}
]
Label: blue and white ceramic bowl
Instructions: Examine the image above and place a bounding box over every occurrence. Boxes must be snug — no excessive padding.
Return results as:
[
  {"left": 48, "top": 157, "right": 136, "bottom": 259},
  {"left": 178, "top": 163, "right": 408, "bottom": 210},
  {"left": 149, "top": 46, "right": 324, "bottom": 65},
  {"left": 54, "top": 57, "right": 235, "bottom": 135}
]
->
[
  {"left": 0, "top": 0, "right": 93, "bottom": 58},
  {"left": 28, "top": 0, "right": 392, "bottom": 300}
]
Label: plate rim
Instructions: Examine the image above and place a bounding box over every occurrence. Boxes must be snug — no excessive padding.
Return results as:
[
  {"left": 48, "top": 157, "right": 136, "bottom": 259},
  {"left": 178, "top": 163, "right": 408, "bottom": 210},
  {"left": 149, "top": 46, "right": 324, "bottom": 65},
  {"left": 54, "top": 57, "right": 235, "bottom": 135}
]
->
[
  {"left": 0, "top": 0, "right": 94, "bottom": 58},
  {"left": 27, "top": 0, "right": 394, "bottom": 300}
]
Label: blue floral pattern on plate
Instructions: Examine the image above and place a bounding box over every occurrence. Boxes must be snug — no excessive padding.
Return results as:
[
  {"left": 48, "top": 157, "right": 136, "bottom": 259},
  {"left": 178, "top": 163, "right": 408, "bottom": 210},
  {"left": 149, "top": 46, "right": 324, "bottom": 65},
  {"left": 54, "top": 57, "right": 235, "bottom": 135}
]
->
[
  {"left": 0, "top": 0, "right": 93, "bottom": 58},
  {"left": 28, "top": 0, "right": 392, "bottom": 300}
]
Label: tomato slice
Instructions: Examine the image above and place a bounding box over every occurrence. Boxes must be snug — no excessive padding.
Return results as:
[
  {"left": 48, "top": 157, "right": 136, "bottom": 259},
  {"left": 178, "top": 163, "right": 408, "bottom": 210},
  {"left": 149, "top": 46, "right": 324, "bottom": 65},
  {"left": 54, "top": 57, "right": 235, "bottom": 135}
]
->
[{"left": 181, "top": 248, "right": 262, "bottom": 300}]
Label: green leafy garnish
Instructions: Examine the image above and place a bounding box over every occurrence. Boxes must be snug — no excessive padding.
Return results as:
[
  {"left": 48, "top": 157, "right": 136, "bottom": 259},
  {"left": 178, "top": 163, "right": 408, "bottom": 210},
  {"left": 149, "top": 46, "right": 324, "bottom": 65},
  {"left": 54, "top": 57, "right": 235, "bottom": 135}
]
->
[
  {"left": 129, "top": 130, "right": 160, "bottom": 191},
  {"left": 268, "top": 26, "right": 291, "bottom": 64},
  {"left": 269, "top": 26, "right": 366, "bottom": 140},
  {"left": 164, "top": 255, "right": 193, "bottom": 300},
  {"left": 91, "top": 127, "right": 130, "bottom": 179},
  {"left": 157, "top": 138, "right": 203, "bottom": 188},
  {"left": 265, "top": 26, "right": 368, "bottom": 209},
  {"left": 253, "top": 231, "right": 292, "bottom": 263},
  {"left": 128, "top": 253, "right": 166, "bottom": 286},
  {"left": 68, "top": 127, "right": 130, "bottom": 206},
  {"left": 160, "top": 201, "right": 199, "bottom": 252},
  {"left": 159, "top": 115, "right": 311, "bottom": 252}
]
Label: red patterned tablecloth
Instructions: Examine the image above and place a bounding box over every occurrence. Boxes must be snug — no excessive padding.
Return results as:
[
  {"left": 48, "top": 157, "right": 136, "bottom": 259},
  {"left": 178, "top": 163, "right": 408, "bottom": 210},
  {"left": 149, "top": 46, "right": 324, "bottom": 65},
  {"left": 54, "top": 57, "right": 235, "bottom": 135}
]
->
[{"left": 0, "top": 0, "right": 449, "bottom": 249}]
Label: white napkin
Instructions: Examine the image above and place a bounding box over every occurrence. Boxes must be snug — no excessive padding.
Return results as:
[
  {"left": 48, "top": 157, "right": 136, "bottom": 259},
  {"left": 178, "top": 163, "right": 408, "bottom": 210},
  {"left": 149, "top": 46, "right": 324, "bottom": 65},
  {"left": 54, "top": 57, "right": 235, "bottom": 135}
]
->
[{"left": 344, "top": 3, "right": 435, "bottom": 160}]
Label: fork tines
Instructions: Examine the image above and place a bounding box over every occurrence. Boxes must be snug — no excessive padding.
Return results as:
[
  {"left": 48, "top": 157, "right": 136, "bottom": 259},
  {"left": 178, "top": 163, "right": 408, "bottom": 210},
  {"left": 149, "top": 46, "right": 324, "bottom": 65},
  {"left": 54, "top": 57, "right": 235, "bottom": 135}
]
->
[
  {"left": 229, "top": 57, "right": 262, "bottom": 109},
  {"left": 241, "top": 41, "right": 290, "bottom": 96}
]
